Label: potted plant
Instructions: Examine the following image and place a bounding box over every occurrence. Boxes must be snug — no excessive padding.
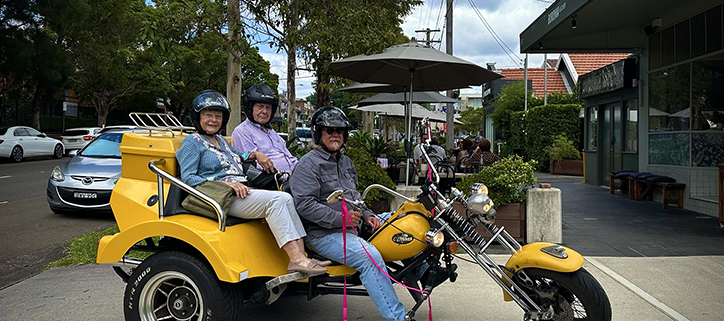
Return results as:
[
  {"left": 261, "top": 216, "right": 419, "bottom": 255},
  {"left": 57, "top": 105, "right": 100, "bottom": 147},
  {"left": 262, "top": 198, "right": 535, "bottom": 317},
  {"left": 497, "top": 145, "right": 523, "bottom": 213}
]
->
[
  {"left": 456, "top": 156, "right": 537, "bottom": 241},
  {"left": 547, "top": 135, "right": 583, "bottom": 176}
]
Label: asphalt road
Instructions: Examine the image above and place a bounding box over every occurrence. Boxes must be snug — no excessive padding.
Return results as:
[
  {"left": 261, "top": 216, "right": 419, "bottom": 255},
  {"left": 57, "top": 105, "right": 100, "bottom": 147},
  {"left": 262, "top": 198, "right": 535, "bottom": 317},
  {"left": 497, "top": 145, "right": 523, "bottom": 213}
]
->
[{"left": 0, "top": 157, "right": 117, "bottom": 289}]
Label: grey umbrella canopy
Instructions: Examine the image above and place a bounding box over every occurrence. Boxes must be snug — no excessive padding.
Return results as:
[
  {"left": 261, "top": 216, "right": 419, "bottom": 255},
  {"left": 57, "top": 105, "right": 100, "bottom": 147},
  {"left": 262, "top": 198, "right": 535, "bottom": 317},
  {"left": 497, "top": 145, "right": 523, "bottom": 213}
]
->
[
  {"left": 328, "top": 41, "right": 502, "bottom": 91},
  {"left": 336, "top": 82, "right": 409, "bottom": 93},
  {"left": 329, "top": 41, "right": 501, "bottom": 185},
  {"left": 358, "top": 92, "right": 459, "bottom": 107}
]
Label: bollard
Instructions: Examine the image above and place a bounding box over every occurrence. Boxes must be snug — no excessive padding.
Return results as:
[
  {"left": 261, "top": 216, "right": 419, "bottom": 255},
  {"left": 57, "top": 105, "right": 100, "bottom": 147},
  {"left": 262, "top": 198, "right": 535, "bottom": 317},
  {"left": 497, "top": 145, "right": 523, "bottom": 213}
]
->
[{"left": 526, "top": 186, "right": 562, "bottom": 244}]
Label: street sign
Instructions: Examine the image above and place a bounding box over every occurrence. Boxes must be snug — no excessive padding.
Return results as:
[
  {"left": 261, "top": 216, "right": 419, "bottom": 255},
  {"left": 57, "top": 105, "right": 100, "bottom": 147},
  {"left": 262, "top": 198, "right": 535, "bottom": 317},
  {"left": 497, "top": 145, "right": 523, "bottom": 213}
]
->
[{"left": 63, "top": 102, "right": 78, "bottom": 117}]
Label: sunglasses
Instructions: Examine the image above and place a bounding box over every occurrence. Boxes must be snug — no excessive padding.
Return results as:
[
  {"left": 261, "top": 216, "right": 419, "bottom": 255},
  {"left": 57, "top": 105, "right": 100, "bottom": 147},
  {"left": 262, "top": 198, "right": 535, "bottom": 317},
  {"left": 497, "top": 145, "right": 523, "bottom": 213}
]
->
[{"left": 324, "top": 127, "right": 347, "bottom": 135}]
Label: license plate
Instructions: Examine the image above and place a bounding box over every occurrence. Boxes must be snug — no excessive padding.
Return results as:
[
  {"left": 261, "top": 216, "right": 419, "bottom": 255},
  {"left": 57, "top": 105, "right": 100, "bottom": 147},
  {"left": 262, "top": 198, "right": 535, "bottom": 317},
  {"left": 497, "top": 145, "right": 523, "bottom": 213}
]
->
[
  {"left": 68, "top": 139, "right": 78, "bottom": 142},
  {"left": 74, "top": 192, "right": 97, "bottom": 199}
]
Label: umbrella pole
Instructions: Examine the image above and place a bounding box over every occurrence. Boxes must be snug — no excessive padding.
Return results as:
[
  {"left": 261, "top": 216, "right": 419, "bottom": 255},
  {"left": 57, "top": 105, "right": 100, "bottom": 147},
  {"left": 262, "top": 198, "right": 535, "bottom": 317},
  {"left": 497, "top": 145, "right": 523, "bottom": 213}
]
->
[{"left": 405, "top": 77, "right": 413, "bottom": 186}]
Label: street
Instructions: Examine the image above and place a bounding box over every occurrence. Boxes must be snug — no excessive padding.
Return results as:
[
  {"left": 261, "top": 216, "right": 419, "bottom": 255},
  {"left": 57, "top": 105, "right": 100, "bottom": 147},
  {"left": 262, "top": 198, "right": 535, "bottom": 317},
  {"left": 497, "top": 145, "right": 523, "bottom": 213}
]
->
[{"left": 0, "top": 157, "right": 117, "bottom": 289}]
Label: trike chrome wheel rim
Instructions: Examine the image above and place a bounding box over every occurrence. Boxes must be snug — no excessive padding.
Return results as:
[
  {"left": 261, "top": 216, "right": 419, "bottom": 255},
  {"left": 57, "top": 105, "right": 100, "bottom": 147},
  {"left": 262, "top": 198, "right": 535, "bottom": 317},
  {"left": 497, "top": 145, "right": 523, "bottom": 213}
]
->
[{"left": 138, "top": 271, "right": 203, "bottom": 321}]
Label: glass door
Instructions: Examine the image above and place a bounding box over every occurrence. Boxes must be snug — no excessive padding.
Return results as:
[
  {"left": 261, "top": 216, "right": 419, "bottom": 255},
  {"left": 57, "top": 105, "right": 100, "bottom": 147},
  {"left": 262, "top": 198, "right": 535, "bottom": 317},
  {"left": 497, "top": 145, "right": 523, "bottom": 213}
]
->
[{"left": 601, "top": 103, "right": 622, "bottom": 184}]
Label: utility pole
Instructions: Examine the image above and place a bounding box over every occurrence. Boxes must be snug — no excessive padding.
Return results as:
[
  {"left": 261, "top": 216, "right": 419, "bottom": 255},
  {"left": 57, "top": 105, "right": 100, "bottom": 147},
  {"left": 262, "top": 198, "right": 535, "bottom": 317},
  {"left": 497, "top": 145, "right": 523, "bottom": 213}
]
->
[
  {"left": 415, "top": 28, "right": 440, "bottom": 48},
  {"left": 544, "top": 53, "right": 548, "bottom": 105},
  {"left": 445, "top": 0, "right": 455, "bottom": 149},
  {"left": 524, "top": 53, "right": 528, "bottom": 111}
]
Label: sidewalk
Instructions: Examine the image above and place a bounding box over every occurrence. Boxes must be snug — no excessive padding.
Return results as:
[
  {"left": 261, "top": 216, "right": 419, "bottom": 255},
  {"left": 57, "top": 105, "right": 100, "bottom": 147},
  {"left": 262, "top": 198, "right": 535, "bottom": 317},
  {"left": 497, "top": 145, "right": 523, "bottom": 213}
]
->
[{"left": 1, "top": 175, "right": 723, "bottom": 320}]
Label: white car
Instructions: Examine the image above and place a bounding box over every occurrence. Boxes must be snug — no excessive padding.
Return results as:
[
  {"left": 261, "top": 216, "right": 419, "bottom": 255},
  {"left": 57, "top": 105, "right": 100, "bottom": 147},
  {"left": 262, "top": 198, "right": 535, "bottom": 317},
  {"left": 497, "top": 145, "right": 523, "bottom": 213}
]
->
[
  {"left": 0, "top": 126, "right": 64, "bottom": 162},
  {"left": 60, "top": 127, "right": 101, "bottom": 153}
]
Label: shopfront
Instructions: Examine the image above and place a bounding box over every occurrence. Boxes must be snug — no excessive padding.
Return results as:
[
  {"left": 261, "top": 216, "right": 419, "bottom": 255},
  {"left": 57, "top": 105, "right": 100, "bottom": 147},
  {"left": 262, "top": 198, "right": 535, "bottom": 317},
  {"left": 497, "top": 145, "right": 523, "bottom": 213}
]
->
[{"left": 520, "top": 0, "right": 724, "bottom": 216}]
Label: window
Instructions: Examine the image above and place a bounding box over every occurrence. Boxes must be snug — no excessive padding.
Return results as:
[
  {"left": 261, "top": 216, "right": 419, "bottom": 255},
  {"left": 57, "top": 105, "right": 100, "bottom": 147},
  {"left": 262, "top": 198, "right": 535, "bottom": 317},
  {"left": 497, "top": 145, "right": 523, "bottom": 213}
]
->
[
  {"left": 25, "top": 128, "right": 41, "bottom": 136},
  {"left": 79, "top": 133, "right": 124, "bottom": 158},
  {"left": 692, "top": 61, "right": 724, "bottom": 130},
  {"left": 648, "top": 64, "right": 691, "bottom": 131},
  {"left": 588, "top": 107, "right": 597, "bottom": 150},
  {"left": 649, "top": 133, "right": 690, "bottom": 166},
  {"left": 625, "top": 100, "right": 638, "bottom": 152},
  {"left": 14, "top": 128, "right": 29, "bottom": 136}
]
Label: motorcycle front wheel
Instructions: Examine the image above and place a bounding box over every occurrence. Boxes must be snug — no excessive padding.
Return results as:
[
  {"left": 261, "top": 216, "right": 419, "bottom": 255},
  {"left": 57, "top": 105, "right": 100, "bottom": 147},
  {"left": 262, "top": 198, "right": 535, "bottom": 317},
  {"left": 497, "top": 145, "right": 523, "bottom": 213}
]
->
[{"left": 517, "top": 268, "right": 611, "bottom": 321}]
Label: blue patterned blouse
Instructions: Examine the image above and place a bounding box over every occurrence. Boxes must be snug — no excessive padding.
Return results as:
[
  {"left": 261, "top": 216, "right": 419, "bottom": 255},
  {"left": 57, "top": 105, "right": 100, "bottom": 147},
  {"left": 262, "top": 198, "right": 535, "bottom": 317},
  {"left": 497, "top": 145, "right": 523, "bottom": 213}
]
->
[{"left": 176, "top": 133, "right": 252, "bottom": 187}]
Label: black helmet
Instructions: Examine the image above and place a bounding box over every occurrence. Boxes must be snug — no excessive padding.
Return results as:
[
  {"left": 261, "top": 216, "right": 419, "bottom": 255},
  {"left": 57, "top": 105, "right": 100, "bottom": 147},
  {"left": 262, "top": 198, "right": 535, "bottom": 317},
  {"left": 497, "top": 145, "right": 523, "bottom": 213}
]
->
[
  {"left": 311, "top": 107, "right": 350, "bottom": 151},
  {"left": 243, "top": 84, "right": 279, "bottom": 126},
  {"left": 190, "top": 90, "right": 230, "bottom": 135}
]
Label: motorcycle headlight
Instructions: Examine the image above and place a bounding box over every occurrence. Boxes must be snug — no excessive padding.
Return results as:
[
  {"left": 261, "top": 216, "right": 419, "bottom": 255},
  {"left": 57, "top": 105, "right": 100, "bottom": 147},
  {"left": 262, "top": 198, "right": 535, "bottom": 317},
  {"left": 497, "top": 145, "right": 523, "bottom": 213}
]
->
[
  {"left": 425, "top": 229, "right": 445, "bottom": 247},
  {"left": 50, "top": 166, "right": 65, "bottom": 181},
  {"left": 469, "top": 183, "right": 488, "bottom": 195}
]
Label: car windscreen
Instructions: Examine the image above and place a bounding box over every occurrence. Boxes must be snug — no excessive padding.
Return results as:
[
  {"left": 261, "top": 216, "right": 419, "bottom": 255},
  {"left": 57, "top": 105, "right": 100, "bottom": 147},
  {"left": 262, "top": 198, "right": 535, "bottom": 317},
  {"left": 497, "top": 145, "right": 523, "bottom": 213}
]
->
[
  {"left": 296, "top": 129, "right": 312, "bottom": 138},
  {"left": 63, "top": 129, "right": 88, "bottom": 136},
  {"left": 78, "top": 132, "right": 123, "bottom": 158}
]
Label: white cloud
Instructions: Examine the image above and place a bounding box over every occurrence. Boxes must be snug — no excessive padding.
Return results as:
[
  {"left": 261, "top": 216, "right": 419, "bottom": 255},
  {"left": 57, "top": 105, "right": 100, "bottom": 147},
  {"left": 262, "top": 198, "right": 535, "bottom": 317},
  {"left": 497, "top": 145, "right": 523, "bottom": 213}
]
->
[{"left": 259, "top": 0, "right": 553, "bottom": 98}]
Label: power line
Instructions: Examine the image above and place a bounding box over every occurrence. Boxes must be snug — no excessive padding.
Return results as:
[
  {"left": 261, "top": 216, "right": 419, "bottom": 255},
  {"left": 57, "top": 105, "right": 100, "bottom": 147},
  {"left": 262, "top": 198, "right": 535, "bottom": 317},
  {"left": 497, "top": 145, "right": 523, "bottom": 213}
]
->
[{"left": 467, "top": 0, "right": 522, "bottom": 68}]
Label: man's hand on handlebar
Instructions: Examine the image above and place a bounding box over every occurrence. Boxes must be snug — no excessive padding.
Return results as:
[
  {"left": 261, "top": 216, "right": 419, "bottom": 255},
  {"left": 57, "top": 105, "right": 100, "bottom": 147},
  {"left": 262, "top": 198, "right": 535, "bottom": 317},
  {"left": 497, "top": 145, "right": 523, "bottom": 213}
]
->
[
  {"left": 366, "top": 216, "right": 382, "bottom": 231},
  {"left": 348, "top": 210, "right": 362, "bottom": 226}
]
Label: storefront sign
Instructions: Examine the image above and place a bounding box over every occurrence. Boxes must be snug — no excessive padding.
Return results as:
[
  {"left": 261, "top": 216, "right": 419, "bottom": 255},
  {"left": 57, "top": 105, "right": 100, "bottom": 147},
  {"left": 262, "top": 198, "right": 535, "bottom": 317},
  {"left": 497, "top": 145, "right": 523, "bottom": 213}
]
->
[
  {"left": 578, "top": 59, "right": 636, "bottom": 98},
  {"left": 548, "top": 2, "right": 567, "bottom": 25}
]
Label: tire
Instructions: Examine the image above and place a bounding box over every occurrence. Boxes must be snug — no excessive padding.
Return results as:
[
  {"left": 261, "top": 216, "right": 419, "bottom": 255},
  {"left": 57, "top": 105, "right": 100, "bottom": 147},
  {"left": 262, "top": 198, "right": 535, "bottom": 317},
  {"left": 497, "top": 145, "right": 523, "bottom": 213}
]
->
[
  {"left": 124, "top": 251, "right": 243, "bottom": 321},
  {"left": 516, "top": 268, "right": 611, "bottom": 321},
  {"left": 10, "top": 146, "right": 23, "bottom": 162},
  {"left": 53, "top": 144, "right": 63, "bottom": 159}
]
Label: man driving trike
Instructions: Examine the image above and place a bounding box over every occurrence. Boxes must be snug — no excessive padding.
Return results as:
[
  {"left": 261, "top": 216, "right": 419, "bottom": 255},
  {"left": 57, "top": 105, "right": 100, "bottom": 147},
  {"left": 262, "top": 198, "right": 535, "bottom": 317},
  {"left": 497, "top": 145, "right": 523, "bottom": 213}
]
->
[{"left": 290, "top": 107, "right": 407, "bottom": 321}]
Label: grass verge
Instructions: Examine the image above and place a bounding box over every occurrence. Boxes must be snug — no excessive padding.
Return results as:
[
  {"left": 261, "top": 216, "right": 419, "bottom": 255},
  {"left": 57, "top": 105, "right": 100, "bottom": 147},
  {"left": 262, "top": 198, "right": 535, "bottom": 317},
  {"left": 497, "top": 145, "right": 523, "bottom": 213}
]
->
[{"left": 47, "top": 225, "right": 153, "bottom": 269}]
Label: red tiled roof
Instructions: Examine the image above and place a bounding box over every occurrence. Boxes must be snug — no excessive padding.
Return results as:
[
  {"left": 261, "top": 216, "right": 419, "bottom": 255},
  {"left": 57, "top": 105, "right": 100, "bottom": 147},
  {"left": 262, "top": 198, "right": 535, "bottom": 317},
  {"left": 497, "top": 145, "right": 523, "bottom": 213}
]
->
[
  {"left": 498, "top": 68, "right": 568, "bottom": 98},
  {"left": 567, "top": 53, "right": 629, "bottom": 75}
]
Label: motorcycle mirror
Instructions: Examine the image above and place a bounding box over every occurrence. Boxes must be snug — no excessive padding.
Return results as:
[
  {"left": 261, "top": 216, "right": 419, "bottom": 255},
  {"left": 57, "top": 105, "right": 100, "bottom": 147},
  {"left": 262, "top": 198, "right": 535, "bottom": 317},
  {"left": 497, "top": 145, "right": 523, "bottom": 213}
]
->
[{"left": 326, "top": 190, "right": 345, "bottom": 204}]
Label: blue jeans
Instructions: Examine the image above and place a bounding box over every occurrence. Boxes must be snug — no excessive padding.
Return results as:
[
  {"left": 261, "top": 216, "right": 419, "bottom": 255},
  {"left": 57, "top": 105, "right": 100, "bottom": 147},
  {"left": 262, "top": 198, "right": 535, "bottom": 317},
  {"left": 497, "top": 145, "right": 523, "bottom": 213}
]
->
[{"left": 306, "top": 233, "right": 406, "bottom": 321}]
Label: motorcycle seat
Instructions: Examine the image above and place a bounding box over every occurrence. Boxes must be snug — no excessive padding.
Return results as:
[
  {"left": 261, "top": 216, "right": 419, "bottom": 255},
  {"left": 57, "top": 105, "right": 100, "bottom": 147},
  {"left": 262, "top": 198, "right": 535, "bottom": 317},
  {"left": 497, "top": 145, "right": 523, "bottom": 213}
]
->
[{"left": 163, "top": 183, "right": 251, "bottom": 226}]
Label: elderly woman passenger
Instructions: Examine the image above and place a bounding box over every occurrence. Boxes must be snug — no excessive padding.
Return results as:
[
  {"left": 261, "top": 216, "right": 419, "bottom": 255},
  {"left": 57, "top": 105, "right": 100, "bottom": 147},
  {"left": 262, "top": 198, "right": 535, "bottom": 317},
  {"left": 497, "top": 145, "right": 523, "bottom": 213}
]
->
[{"left": 175, "top": 90, "right": 329, "bottom": 275}]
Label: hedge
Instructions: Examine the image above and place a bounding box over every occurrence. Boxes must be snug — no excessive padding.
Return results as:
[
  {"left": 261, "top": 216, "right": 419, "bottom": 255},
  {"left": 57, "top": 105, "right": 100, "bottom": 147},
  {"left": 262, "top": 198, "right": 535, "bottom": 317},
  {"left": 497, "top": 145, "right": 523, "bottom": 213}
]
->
[
  {"left": 344, "top": 148, "right": 396, "bottom": 206},
  {"left": 525, "top": 104, "right": 581, "bottom": 171}
]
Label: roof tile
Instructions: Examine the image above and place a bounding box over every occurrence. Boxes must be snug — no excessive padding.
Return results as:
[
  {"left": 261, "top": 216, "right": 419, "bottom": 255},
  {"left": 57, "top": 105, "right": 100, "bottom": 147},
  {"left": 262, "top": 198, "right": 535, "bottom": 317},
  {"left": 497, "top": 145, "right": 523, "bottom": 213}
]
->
[
  {"left": 498, "top": 68, "right": 568, "bottom": 98},
  {"left": 568, "top": 53, "right": 629, "bottom": 75}
]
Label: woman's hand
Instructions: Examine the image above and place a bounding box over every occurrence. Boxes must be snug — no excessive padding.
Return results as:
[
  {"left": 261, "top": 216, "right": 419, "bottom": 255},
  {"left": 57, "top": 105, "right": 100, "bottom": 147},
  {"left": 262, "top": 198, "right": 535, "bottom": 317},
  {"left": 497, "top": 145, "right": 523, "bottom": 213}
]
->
[
  {"left": 223, "top": 181, "right": 251, "bottom": 198},
  {"left": 254, "top": 151, "right": 275, "bottom": 173}
]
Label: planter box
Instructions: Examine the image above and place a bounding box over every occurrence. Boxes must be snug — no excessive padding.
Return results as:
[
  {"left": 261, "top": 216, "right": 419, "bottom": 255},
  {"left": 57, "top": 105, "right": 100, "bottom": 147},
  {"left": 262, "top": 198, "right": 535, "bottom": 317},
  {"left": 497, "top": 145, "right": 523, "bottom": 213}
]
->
[
  {"left": 452, "top": 201, "right": 526, "bottom": 243},
  {"left": 550, "top": 159, "right": 583, "bottom": 176}
]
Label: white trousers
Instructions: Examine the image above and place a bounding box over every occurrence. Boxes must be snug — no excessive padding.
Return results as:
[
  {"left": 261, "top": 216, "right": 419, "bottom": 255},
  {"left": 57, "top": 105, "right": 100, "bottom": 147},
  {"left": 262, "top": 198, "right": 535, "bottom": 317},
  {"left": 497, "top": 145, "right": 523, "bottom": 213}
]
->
[{"left": 228, "top": 189, "right": 306, "bottom": 248}]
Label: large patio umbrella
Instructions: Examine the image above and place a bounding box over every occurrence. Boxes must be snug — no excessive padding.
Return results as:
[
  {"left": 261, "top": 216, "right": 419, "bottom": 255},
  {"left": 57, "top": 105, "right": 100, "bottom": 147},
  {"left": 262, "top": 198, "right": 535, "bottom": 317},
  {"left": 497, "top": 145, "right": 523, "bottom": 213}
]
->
[
  {"left": 358, "top": 92, "right": 459, "bottom": 107},
  {"left": 329, "top": 40, "right": 501, "bottom": 185},
  {"left": 336, "top": 82, "right": 409, "bottom": 93}
]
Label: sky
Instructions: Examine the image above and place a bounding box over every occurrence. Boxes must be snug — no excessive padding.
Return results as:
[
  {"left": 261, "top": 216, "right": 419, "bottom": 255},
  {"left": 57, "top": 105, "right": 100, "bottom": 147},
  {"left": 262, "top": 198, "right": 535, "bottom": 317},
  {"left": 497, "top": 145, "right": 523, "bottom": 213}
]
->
[{"left": 257, "top": 0, "right": 555, "bottom": 99}]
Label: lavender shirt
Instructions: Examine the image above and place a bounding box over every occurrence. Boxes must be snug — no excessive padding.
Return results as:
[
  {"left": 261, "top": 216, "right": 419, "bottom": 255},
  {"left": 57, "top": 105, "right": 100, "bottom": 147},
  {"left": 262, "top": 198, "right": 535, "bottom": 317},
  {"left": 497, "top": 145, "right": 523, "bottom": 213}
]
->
[{"left": 231, "top": 119, "right": 298, "bottom": 173}]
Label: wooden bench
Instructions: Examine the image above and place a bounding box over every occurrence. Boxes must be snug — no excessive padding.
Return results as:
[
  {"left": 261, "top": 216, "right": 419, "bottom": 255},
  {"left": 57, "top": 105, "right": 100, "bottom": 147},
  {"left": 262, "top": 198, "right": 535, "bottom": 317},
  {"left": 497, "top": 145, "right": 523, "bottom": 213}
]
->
[
  {"left": 632, "top": 177, "right": 686, "bottom": 209},
  {"left": 609, "top": 171, "right": 635, "bottom": 194}
]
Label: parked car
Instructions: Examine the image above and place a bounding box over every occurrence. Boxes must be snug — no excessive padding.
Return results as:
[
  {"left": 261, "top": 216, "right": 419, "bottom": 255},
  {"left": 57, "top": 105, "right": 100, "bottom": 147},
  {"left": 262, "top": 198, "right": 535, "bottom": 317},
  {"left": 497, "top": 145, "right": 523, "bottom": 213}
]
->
[
  {"left": 46, "top": 129, "right": 134, "bottom": 214},
  {"left": 295, "top": 127, "right": 312, "bottom": 147},
  {"left": 0, "top": 126, "right": 64, "bottom": 162},
  {"left": 60, "top": 127, "right": 101, "bottom": 154},
  {"left": 98, "top": 125, "right": 136, "bottom": 135}
]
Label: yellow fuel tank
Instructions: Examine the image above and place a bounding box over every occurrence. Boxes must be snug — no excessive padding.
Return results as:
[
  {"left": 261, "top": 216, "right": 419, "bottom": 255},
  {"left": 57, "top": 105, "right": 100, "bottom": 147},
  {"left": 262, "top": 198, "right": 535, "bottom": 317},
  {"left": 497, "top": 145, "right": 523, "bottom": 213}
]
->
[{"left": 368, "top": 201, "right": 431, "bottom": 262}]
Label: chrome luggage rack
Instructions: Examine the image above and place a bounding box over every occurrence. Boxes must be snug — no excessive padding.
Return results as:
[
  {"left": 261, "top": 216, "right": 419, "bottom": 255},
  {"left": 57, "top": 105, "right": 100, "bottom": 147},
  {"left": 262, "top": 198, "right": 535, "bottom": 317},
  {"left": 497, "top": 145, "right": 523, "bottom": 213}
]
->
[{"left": 129, "top": 112, "right": 195, "bottom": 137}]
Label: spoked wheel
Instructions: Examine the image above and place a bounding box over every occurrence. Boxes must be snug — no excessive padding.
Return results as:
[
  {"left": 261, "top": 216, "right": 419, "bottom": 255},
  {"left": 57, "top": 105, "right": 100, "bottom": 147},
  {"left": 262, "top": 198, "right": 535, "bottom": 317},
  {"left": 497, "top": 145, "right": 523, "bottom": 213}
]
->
[
  {"left": 53, "top": 144, "right": 63, "bottom": 159},
  {"left": 516, "top": 268, "right": 611, "bottom": 321},
  {"left": 124, "top": 251, "right": 242, "bottom": 321},
  {"left": 11, "top": 146, "right": 23, "bottom": 162}
]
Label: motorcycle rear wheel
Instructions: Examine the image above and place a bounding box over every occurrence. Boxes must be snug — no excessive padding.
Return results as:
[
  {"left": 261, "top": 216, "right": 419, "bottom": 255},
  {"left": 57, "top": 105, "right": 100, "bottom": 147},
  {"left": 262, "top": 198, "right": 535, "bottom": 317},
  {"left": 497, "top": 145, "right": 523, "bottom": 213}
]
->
[{"left": 518, "top": 268, "right": 611, "bottom": 321}]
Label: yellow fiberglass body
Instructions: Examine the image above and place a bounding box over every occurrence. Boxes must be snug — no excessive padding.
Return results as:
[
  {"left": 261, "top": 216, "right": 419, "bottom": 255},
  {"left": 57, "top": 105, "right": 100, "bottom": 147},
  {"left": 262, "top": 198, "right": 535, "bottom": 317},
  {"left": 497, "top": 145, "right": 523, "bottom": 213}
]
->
[
  {"left": 501, "top": 242, "right": 584, "bottom": 301},
  {"left": 368, "top": 201, "right": 432, "bottom": 262}
]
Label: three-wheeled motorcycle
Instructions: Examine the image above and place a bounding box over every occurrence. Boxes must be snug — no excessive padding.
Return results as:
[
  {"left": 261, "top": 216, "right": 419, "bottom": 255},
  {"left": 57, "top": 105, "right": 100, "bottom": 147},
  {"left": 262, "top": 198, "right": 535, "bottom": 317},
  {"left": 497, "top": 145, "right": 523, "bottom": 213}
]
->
[{"left": 97, "top": 113, "right": 611, "bottom": 321}]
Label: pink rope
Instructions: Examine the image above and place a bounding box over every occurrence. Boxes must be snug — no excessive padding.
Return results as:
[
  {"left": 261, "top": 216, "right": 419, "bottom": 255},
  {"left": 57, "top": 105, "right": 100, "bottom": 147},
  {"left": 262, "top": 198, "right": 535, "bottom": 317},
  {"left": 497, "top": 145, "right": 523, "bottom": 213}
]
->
[{"left": 341, "top": 198, "right": 433, "bottom": 321}]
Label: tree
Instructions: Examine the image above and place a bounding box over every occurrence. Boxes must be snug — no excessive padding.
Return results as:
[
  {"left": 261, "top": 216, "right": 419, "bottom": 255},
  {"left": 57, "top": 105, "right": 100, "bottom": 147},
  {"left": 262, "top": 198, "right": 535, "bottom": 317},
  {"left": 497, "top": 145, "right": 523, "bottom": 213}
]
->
[
  {"left": 298, "top": 0, "right": 420, "bottom": 108},
  {"left": 458, "top": 107, "right": 485, "bottom": 136},
  {"left": 490, "top": 81, "right": 542, "bottom": 141}
]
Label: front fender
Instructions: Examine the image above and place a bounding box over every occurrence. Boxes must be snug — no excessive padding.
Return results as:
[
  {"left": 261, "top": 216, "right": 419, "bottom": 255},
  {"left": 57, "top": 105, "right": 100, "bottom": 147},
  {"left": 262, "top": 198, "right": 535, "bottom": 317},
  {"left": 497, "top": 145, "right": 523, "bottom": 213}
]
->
[
  {"left": 502, "top": 242, "right": 584, "bottom": 301},
  {"left": 97, "top": 216, "right": 290, "bottom": 283}
]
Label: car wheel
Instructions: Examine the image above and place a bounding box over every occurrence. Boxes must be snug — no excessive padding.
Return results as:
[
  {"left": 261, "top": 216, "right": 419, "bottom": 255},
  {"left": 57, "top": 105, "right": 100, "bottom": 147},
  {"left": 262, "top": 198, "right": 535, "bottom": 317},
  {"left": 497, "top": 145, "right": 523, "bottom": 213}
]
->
[
  {"left": 124, "top": 251, "right": 243, "bottom": 321},
  {"left": 53, "top": 144, "right": 63, "bottom": 159},
  {"left": 10, "top": 146, "right": 23, "bottom": 162}
]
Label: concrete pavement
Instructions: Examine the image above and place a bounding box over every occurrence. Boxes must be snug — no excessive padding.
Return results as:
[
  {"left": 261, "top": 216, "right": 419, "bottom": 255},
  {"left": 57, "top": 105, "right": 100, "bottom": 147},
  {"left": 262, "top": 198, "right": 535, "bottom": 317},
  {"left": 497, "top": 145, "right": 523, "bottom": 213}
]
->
[{"left": 1, "top": 175, "right": 723, "bottom": 320}]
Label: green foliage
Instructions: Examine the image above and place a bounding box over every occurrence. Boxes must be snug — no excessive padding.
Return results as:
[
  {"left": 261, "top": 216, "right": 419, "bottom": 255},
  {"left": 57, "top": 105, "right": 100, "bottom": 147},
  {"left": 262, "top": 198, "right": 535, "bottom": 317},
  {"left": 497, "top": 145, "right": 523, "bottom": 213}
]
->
[
  {"left": 526, "top": 104, "right": 581, "bottom": 171},
  {"left": 458, "top": 107, "right": 485, "bottom": 134},
  {"left": 345, "top": 148, "right": 396, "bottom": 206},
  {"left": 347, "top": 130, "right": 372, "bottom": 149},
  {"left": 456, "top": 156, "right": 537, "bottom": 207},
  {"left": 547, "top": 135, "right": 581, "bottom": 161},
  {"left": 364, "top": 137, "right": 394, "bottom": 159},
  {"left": 438, "top": 136, "right": 446, "bottom": 147},
  {"left": 490, "top": 81, "right": 543, "bottom": 142},
  {"left": 508, "top": 111, "right": 527, "bottom": 150},
  {"left": 285, "top": 136, "right": 309, "bottom": 159}
]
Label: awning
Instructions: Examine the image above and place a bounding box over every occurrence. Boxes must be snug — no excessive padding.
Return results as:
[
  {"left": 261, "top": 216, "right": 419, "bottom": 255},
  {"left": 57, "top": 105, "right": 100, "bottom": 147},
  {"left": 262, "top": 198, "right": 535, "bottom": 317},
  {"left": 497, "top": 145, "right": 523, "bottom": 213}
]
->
[{"left": 519, "top": 0, "right": 711, "bottom": 53}]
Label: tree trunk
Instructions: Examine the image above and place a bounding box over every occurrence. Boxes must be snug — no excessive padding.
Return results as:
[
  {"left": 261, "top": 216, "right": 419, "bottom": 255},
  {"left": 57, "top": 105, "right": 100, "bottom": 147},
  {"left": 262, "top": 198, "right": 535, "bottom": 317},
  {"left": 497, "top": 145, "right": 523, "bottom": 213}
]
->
[
  {"left": 226, "top": 0, "right": 243, "bottom": 134},
  {"left": 315, "top": 51, "right": 331, "bottom": 109},
  {"left": 31, "top": 83, "right": 42, "bottom": 130},
  {"left": 286, "top": 48, "right": 297, "bottom": 138}
]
